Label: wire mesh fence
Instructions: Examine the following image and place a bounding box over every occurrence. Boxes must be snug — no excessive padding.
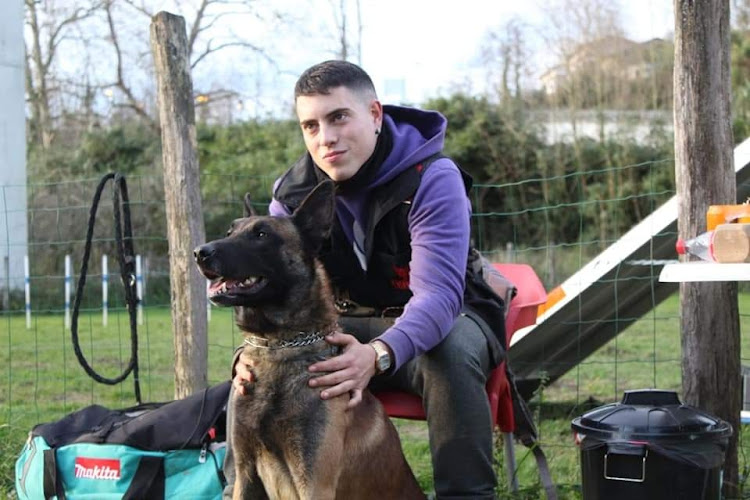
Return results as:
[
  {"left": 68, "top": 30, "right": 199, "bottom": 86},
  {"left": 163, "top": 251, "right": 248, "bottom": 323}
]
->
[{"left": 2, "top": 161, "right": 749, "bottom": 496}]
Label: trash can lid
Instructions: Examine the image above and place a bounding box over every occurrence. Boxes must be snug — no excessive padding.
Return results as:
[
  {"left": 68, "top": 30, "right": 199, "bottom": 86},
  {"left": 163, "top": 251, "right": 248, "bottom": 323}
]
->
[{"left": 571, "top": 389, "right": 732, "bottom": 442}]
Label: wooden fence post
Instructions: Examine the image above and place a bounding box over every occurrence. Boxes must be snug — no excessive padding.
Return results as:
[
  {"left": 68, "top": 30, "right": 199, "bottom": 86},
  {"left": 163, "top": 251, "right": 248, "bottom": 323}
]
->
[
  {"left": 150, "top": 11, "right": 208, "bottom": 399},
  {"left": 674, "top": 0, "right": 740, "bottom": 495}
]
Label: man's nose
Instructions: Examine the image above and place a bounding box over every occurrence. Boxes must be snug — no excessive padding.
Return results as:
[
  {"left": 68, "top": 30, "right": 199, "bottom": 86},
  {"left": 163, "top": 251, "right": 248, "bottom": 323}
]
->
[{"left": 318, "top": 124, "right": 337, "bottom": 146}]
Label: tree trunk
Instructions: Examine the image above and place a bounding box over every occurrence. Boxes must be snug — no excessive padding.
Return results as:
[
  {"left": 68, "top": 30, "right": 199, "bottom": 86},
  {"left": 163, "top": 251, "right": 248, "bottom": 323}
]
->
[
  {"left": 673, "top": 0, "right": 740, "bottom": 496},
  {"left": 150, "top": 11, "right": 208, "bottom": 399}
]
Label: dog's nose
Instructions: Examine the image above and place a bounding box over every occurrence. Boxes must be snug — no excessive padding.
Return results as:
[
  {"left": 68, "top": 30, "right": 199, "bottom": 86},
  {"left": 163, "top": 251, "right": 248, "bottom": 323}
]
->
[{"left": 194, "top": 245, "right": 214, "bottom": 264}]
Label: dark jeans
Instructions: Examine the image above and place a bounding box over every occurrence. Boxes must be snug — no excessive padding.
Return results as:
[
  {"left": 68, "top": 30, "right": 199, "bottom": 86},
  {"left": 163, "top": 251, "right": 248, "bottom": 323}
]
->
[{"left": 223, "top": 311, "right": 497, "bottom": 499}]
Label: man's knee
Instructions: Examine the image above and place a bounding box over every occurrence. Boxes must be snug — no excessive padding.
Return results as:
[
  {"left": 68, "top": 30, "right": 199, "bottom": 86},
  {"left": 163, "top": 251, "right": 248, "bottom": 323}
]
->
[{"left": 417, "top": 314, "right": 492, "bottom": 380}]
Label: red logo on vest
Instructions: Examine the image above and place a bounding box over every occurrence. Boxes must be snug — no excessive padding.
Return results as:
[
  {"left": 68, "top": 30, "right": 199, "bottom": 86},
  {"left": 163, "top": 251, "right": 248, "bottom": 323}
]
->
[
  {"left": 391, "top": 264, "right": 410, "bottom": 290},
  {"left": 74, "top": 457, "right": 121, "bottom": 480}
]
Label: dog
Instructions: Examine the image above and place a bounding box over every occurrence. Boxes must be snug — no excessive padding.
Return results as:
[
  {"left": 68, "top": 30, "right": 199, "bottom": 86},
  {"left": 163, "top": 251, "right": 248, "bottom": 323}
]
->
[{"left": 194, "top": 181, "right": 425, "bottom": 500}]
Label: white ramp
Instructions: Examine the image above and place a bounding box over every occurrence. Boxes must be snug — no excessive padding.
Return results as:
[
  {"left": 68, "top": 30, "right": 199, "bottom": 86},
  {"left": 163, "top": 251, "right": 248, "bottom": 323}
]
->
[{"left": 508, "top": 137, "right": 750, "bottom": 395}]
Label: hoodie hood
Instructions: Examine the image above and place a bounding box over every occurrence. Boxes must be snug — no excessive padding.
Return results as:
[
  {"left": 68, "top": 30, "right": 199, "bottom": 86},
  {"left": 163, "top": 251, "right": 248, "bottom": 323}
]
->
[{"left": 371, "top": 105, "right": 447, "bottom": 188}]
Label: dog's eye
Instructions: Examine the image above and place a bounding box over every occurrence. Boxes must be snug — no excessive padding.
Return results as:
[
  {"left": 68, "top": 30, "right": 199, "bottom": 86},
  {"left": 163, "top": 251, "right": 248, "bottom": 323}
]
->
[
  {"left": 256, "top": 230, "right": 267, "bottom": 238},
  {"left": 226, "top": 228, "right": 234, "bottom": 236}
]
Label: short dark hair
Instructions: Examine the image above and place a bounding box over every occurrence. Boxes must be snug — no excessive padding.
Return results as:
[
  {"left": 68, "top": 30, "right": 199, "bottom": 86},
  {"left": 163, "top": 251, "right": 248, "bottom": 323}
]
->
[{"left": 294, "top": 60, "right": 377, "bottom": 100}]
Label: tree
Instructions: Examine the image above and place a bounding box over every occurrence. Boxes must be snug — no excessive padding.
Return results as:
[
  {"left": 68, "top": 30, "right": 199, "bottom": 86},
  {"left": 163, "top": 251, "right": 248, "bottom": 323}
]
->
[
  {"left": 24, "top": 0, "right": 287, "bottom": 150},
  {"left": 327, "top": 0, "right": 362, "bottom": 62},
  {"left": 25, "top": 0, "right": 104, "bottom": 150},
  {"left": 674, "top": 0, "right": 740, "bottom": 497},
  {"left": 103, "top": 0, "right": 279, "bottom": 128},
  {"left": 480, "top": 17, "right": 529, "bottom": 105}
]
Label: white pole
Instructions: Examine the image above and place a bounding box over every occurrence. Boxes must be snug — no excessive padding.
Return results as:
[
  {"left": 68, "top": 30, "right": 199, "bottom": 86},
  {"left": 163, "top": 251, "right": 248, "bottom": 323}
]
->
[
  {"left": 206, "top": 279, "right": 211, "bottom": 322},
  {"left": 135, "top": 254, "right": 143, "bottom": 325},
  {"left": 24, "top": 255, "right": 30, "bottom": 329},
  {"left": 142, "top": 256, "right": 148, "bottom": 303},
  {"left": 64, "top": 254, "right": 71, "bottom": 330},
  {"left": 102, "top": 254, "right": 108, "bottom": 327}
]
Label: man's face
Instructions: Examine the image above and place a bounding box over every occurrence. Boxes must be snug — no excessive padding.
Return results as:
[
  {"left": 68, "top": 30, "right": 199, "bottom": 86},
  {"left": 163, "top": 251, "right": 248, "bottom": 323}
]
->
[{"left": 296, "top": 86, "right": 383, "bottom": 182}]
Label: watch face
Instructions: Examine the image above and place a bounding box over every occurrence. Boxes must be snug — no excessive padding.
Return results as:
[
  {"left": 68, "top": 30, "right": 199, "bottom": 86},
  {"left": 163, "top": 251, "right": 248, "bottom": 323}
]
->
[
  {"left": 378, "top": 352, "right": 391, "bottom": 372},
  {"left": 372, "top": 342, "right": 391, "bottom": 374},
  {"left": 377, "top": 354, "right": 391, "bottom": 372}
]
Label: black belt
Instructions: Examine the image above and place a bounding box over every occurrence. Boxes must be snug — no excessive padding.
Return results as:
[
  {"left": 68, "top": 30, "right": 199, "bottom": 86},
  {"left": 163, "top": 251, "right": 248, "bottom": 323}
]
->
[{"left": 334, "top": 299, "right": 404, "bottom": 318}]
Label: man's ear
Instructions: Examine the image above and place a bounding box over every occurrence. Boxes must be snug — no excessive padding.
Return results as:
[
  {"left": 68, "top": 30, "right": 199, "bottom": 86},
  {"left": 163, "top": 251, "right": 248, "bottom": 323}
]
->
[
  {"left": 292, "top": 181, "right": 335, "bottom": 253},
  {"left": 370, "top": 99, "right": 383, "bottom": 129},
  {"left": 243, "top": 193, "right": 257, "bottom": 217}
]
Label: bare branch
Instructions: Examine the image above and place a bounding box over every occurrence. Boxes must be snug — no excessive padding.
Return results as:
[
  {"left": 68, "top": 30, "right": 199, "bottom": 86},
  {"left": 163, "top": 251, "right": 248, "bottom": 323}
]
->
[
  {"left": 186, "top": 0, "right": 210, "bottom": 58},
  {"left": 44, "top": 3, "right": 103, "bottom": 71},
  {"left": 190, "top": 39, "right": 267, "bottom": 69},
  {"left": 105, "top": 0, "right": 157, "bottom": 128},
  {"left": 120, "top": 0, "right": 154, "bottom": 17}
]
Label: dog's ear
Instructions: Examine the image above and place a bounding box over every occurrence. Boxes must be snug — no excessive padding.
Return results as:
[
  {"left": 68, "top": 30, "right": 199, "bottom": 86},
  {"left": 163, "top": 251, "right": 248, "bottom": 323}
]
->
[
  {"left": 243, "top": 193, "right": 257, "bottom": 217},
  {"left": 292, "top": 181, "right": 335, "bottom": 253}
]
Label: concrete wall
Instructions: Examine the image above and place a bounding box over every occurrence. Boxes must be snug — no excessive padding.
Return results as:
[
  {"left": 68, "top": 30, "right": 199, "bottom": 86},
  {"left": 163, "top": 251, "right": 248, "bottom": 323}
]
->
[{"left": 0, "top": 0, "right": 27, "bottom": 296}]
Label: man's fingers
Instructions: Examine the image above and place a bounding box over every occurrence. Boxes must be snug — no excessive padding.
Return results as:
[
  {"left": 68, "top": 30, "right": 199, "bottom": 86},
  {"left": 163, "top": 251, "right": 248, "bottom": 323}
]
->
[
  {"left": 233, "top": 376, "right": 246, "bottom": 396},
  {"left": 309, "top": 366, "right": 354, "bottom": 388},
  {"left": 323, "top": 331, "right": 355, "bottom": 346},
  {"left": 233, "top": 364, "right": 255, "bottom": 396},
  {"left": 319, "top": 381, "right": 355, "bottom": 400},
  {"left": 346, "top": 389, "right": 363, "bottom": 409},
  {"left": 309, "top": 354, "right": 350, "bottom": 374}
]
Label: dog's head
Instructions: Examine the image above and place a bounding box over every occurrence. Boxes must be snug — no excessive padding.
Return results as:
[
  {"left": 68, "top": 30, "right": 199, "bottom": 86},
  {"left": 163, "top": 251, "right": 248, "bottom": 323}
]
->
[{"left": 194, "top": 181, "right": 335, "bottom": 313}]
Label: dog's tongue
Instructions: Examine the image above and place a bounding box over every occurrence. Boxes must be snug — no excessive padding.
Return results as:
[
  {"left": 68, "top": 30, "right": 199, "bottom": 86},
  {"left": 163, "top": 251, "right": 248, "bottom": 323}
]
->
[
  {"left": 208, "top": 279, "right": 240, "bottom": 295},
  {"left": 208, "top": 281, "right": 223, "bottom": 295}
]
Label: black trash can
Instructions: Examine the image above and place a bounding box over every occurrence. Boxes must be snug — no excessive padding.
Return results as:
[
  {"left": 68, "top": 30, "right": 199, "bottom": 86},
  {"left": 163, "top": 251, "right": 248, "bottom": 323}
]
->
[{"left": 571, "top": 389, "right": 732, "bottom": 500}]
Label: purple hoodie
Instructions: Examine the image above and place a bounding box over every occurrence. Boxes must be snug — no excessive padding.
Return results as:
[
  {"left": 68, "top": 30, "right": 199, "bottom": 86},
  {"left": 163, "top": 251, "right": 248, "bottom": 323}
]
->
[{"left": 269, "top": 105, "right": 471, "bottom": 372}]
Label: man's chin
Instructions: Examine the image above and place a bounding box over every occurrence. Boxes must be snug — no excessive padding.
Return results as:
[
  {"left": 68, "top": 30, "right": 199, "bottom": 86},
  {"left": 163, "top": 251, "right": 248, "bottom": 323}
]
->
[{"left": 317, "top": 163, "right": 359, "bottom": 182}]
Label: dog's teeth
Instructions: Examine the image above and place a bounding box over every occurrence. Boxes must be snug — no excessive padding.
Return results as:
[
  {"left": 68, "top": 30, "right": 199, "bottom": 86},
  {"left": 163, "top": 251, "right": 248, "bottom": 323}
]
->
[{"left": 243, "top": 277, "right": 258, "bottom": 286}]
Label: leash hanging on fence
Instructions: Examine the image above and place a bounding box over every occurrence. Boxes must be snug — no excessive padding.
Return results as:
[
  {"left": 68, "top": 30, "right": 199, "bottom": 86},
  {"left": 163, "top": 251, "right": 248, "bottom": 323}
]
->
[{"left": 70, "top": 172, "right": 142, "bottom": 404}]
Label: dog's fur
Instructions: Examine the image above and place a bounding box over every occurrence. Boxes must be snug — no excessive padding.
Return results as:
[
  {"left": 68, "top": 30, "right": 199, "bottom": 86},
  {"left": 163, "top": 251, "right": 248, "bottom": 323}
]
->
[{"left": 194, "top": 181, "right": 424, "bottom": 500}]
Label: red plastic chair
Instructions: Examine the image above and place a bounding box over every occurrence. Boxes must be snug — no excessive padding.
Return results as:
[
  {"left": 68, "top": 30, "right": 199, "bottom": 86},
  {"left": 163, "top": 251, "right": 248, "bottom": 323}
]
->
[{"left": 375, "top": 263, "right": 547, "bottom": 492}]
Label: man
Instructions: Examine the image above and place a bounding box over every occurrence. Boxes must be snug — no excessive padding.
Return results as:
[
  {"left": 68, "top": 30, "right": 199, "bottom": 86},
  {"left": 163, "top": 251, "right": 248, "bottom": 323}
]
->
[{"left": 229, "top": 60, "right": 503, "bottom": 499}]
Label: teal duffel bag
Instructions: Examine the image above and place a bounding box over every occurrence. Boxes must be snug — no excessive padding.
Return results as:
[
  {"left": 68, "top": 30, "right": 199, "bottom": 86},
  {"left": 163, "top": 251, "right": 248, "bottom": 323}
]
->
[{"left": 15, "top": 381, "right": 230, "bottom": 500}]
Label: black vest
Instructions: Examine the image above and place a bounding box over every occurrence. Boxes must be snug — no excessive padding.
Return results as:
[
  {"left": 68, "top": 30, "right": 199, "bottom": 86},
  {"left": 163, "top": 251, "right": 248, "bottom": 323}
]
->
[{"left": 275, "top": 154, "right": 472, "bottom": 307}]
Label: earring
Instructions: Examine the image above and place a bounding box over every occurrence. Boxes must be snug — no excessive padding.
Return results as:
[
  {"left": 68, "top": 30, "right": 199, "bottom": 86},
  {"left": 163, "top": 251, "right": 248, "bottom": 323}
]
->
[{"left": 375, "top": 129, "right": 380, "bottom": 135}]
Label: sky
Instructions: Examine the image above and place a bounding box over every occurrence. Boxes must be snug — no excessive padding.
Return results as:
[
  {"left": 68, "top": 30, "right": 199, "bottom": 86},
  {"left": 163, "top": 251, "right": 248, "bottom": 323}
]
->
[
  {"left": 224, "top": 0, "right": 675, "bottom": 117},
  {"left": 38, "top": 0, "right": 676, "bottom": 120},
  {"left": 361, "top": 0, "right": 674, "bottom": 103}
]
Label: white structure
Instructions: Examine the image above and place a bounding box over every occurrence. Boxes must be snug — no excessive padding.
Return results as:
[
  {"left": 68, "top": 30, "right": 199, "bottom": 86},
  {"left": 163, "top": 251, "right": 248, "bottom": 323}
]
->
[{"left": 0, "top": 0, "right": 27, "bottom": 296}]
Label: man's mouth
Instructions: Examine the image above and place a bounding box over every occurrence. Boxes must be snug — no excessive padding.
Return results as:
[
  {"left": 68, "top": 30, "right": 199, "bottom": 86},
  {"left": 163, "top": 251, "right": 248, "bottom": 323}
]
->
[{"left": 323, "top": 150, "right": 345, "bottom": 161}]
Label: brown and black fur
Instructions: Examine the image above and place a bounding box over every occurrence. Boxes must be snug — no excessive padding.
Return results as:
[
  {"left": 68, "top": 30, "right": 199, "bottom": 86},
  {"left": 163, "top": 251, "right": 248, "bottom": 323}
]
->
[{"left": 194, "top": 181, "right": 424, "bottom": 500}]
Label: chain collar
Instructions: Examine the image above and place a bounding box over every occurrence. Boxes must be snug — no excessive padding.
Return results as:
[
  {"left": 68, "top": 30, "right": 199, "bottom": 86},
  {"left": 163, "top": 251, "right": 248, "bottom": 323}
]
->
[{"left": 243, "top": 331, "right": 328, "bottom": 350}]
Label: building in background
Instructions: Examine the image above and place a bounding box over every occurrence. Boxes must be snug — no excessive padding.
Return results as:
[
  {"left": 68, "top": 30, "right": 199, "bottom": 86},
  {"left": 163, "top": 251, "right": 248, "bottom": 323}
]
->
[
  {"left": 0, "top": 0, "right": 28, "bottom": 302},
  {"left": 540, "top": 36, "right": 673, "bottom": 108}
]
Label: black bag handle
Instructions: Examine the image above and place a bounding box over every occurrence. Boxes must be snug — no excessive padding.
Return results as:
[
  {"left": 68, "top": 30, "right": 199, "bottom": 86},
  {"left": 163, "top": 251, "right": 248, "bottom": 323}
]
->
[
  {"left": 123, "top": 455, "right": 165, "bottom": 500},
  {"left": 42, "top": 449, "right": 65, "bottom": 500}
]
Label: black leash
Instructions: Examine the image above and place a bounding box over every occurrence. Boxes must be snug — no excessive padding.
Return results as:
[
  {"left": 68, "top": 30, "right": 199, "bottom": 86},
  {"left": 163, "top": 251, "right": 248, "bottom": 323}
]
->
[{"left": 70, "top": 172, "right": 142, "bottom": 404}]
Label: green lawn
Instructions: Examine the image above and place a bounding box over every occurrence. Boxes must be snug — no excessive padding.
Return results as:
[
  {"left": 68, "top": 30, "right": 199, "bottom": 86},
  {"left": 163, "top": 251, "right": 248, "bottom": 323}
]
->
[{"left": 2, "top": 293, "right": 750, "bottom": 498}]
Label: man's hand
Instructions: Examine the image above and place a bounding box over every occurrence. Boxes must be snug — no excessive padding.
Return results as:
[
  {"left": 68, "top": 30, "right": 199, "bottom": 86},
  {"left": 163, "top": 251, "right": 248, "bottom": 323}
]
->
[
  {"left": 233, "top": 351, "right": 255, "bottom": 396},
  {"left": 308, "top": 332, "right": 377, "bottom": 409}
]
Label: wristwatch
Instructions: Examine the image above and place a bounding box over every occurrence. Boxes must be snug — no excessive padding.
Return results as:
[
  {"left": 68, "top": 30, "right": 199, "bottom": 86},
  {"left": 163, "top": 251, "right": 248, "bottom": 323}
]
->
[{"left": 370, "top": 340, "right": 392, "bottom": 375}]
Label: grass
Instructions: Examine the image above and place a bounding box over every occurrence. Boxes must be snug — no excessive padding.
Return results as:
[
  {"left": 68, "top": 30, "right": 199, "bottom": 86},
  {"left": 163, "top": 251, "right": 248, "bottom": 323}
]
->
[{"left": 2, "top": 293, "right": 750, "bottom": 499}]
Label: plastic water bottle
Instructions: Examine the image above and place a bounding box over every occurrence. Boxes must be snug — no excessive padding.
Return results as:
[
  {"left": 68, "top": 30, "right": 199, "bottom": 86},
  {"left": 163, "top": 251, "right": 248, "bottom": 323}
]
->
[{"left": 676, "top": 231, "right": 716, "bottom": 262}]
